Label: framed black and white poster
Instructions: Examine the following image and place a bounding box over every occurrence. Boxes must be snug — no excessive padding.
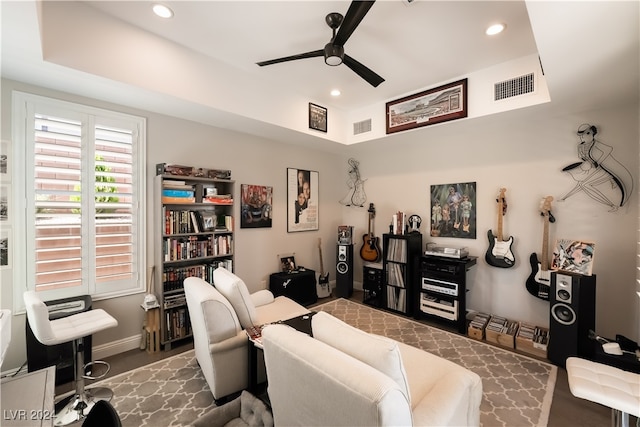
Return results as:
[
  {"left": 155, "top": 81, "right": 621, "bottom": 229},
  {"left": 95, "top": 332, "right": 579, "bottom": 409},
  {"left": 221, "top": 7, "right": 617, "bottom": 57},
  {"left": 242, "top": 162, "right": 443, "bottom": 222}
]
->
[
  {"left": 0, "top": 185, "right": 8, "bottom": 223},
  {"left": 0, "top": 228, "right": 10, "bottom": 269},
  {"left": 429, "top": 181, "right": 477, "bottom": 239},
  {"left": 240, "top": 184, "right": 273, "bottom": 228},
  {"left": 0, "top": 140, "right": 10, "bottom": 179},
  {"left": 309, "top": 103, "right": 327, "bottom": 132},
  {"left": 287, "top": 168, "right": 319, "bottom": 232}
]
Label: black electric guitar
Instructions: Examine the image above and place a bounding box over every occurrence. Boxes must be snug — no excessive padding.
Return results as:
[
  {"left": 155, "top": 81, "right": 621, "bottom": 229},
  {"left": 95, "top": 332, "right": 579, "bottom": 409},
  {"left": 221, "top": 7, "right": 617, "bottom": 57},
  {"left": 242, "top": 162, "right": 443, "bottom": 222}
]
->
[
  {"left": 485, "top": 188, "right": 515, "bottom": 268},
  {"left": 525, "top": 196, "right": 555, "bottom": 301},
  {"left": 360, "top": 203, "right": 381, "bottom": 262},
  {"left": 316, "top": 238, "right": 330, "bottom": 297}
]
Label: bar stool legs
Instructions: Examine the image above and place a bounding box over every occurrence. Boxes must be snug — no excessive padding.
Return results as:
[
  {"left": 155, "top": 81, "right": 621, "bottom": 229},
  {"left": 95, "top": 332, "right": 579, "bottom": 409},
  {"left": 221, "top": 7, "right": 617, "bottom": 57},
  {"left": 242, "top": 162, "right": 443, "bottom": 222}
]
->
[{"left": 54, "top": 337, "right": 113, "bottom": 426}]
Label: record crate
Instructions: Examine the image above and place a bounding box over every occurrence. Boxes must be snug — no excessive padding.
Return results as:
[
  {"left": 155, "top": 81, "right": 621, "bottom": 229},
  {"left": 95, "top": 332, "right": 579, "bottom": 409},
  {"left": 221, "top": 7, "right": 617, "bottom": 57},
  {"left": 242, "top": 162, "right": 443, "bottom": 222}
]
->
[
  {"left": 485, "top": 315, "right": 518, "bottom": 349},
  {"left": 467, "top": 312, "right": 490, "bottom": 341},
  {"left": 515, "top": 322, "right": 549, "bottom": 359}
]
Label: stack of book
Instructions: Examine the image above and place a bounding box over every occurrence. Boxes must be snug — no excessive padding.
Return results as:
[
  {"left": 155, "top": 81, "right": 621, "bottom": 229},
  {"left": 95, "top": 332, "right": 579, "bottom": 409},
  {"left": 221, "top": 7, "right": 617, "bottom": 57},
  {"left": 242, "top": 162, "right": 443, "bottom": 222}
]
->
[
  {"left": 162, "top": 180, "right": 195, "bottom": 204},
  {"left": 392, "top": 211, "right": 406, "bottom": 235},
  {"left": 203, "top": 193, "right": 233, "bottom": 205}
]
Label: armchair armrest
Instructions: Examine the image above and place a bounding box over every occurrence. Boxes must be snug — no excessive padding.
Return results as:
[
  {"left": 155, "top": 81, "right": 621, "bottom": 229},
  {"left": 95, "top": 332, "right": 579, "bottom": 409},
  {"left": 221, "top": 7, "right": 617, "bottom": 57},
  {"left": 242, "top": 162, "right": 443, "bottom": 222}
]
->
[
  {"left": 411, "top": 370, "right": 482, "bottom": 427},
  {"left": 251, "top": 289, "right": 275, "bottom": 307},
  {"left": 210, "top": 330, "right": 249, "bottom": 353}
]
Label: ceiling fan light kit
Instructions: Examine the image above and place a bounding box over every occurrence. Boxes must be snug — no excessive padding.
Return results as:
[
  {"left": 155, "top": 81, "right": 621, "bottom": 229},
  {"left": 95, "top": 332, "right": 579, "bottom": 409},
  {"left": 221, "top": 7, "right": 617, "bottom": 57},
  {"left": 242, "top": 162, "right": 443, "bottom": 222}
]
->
[
  {"left": 324, "top": 44, "right": 344, "bottom": 66},
  {"left": 256, "top": 1, "right": 384, "bottom": 88}
]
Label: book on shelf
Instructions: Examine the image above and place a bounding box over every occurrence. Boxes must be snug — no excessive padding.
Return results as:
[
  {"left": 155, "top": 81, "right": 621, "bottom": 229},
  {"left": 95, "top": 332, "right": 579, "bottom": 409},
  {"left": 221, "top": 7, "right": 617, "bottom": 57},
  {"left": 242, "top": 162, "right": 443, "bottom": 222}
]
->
[
  {"left": 164, "top": 208, "right": 206, "bottom": 234},
  {"left": 189, "top": 211, "right": 201, "bottom": 233},
  {"left": 163, "top": 189, "right": 195, "bottom": 198},
  {"left": 163, "top": 181, "right": 194, "bottom": 190},
  {"left": 162, "top": 195, "right": 196, "bottom": 204},
  {"left": 226, "top": 215, "right": 233, "bottom": 231},
  {"left": 203, "top": 194, "right": 233, "bottom": 204}
]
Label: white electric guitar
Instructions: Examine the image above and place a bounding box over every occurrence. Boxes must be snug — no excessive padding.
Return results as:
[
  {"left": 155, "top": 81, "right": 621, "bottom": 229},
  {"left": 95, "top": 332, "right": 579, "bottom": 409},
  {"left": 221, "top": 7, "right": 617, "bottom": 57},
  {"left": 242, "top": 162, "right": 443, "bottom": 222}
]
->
[
  {"left": 526, "top": 196, "right": 554, "bottom": 301},
  {"left": 485, "top": 188, "right": 515, "bottom": 268}
]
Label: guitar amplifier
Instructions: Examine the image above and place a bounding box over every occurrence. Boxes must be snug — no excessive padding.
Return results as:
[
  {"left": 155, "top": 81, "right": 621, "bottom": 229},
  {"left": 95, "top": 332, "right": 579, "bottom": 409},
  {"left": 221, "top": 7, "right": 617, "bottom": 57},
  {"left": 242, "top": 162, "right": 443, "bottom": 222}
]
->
[{"left": 269, "top": 269, "right": 318, "bottom": 306}]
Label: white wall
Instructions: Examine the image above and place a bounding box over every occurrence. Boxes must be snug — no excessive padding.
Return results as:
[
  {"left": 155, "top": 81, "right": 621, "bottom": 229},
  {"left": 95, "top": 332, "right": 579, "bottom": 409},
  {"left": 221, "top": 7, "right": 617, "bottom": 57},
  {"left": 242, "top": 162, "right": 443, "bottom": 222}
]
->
[
  {"left": 1, "top": 77, "right": 638, "bottom": 374},
  {"left": 0, "top": 78, "right": 345, "bottom": 372},
  {"left": 342, "top": 102, "right": 639, "bottom": 341}
]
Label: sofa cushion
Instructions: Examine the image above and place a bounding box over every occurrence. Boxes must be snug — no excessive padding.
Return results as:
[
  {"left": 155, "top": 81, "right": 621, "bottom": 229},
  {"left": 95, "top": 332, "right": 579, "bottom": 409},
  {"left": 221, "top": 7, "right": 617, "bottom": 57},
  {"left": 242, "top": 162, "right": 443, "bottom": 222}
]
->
[
  {"left": 213, "top": 267, "right": 258, "bottom": 329},
  {"left": 312, "top": 311, "right": 411, "bottom": 401}
]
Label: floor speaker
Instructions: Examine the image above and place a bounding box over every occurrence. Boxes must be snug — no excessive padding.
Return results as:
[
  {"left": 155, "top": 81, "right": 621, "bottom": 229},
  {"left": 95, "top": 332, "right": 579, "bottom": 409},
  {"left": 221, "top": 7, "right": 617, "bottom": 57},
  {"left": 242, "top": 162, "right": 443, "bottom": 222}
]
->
[
  {"left": 336, "top": 244, "right": 354, "bottom": 298},
  {"left": 548, "top": 272, "right": 596, "bottom": 367}
]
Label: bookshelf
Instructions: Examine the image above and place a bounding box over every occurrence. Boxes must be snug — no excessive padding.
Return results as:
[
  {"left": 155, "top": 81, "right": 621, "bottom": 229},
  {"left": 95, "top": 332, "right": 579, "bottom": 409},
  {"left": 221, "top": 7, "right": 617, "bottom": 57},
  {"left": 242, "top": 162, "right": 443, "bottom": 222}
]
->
[
  {"left": 154, "top": 173, "right": 235, "bottom": 349},
  {"left": 382, "top": 233, "right": 422, "bottom": 316}
]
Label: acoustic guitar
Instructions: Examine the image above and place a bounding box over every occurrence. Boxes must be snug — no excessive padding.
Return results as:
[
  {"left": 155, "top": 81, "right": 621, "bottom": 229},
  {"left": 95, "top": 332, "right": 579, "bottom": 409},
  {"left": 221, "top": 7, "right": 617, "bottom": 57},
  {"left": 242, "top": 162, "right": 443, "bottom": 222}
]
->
[
  {"left": 316, "top": 237, "right": 330, "bottom": 297},
  {"left": 360, "top": 203, "right": 381, "bottom": 262},
  {"left": 485, "top": 188, "right": 515, "bottom": 268},
  {"left": 525, "top": 196, "right": 555, "bottom": 301}
]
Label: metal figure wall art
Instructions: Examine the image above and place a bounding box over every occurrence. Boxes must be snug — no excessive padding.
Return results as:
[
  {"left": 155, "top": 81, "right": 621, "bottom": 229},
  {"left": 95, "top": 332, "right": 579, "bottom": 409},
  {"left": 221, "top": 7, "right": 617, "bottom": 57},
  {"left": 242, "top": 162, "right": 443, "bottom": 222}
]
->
[
  {"left": 339, "top": 158, "right": 367, "bottom": 207},
  {"left": 559, "top": 124, "right": 634, "bottom": 212}
]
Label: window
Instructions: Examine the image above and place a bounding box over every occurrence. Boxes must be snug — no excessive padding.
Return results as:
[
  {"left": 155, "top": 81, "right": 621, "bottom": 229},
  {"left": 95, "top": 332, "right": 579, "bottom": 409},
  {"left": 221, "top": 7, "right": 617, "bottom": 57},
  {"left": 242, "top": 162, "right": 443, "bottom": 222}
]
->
[{"left": 13, "top": 92, "right": 146, "bottom": 305}]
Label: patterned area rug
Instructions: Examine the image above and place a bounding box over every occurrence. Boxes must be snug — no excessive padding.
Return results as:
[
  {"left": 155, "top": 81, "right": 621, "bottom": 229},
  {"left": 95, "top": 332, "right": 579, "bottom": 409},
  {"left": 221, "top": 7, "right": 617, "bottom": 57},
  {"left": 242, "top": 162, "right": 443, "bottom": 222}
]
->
[{"left": 96, "top": 298, "right": 556, "bottom": 427}]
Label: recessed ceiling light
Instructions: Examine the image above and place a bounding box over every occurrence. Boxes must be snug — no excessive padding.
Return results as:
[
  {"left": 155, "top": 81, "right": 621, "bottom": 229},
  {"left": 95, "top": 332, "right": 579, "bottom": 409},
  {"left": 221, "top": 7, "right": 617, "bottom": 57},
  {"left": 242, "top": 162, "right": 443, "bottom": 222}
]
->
[
  {"left": 331, "top": 89, "right": 341, "bottom": 97},
  {"left": 153, "top": 3, "right": 174, "bottom": 19},
  {"left": 486, "top": 23, "right": 506, "bottom": 36}
]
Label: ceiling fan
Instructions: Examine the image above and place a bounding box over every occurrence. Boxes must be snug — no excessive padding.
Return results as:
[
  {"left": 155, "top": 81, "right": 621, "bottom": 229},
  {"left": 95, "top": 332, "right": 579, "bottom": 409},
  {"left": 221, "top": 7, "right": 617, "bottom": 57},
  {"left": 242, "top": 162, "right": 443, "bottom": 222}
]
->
[{"left": 256, "top": 1, "right": 384, "bottom": 88}]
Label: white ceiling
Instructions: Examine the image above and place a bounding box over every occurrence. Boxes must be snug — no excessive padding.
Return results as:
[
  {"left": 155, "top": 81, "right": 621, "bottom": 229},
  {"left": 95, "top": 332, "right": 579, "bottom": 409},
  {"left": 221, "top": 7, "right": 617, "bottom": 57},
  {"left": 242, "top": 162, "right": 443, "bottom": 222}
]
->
[
  {"left": 83, "top": 0, "right": 538, "bottom": 110},
  {"left": 1, "top": 1, "right": 638, "bottom": 148}
]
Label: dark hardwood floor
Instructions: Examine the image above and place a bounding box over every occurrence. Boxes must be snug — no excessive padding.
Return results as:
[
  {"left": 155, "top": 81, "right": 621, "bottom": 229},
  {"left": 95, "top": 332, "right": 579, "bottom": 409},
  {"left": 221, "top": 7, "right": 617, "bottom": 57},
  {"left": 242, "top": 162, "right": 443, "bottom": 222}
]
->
[{"left": 66, "top": 291, "right": 632, "bottom": 426}]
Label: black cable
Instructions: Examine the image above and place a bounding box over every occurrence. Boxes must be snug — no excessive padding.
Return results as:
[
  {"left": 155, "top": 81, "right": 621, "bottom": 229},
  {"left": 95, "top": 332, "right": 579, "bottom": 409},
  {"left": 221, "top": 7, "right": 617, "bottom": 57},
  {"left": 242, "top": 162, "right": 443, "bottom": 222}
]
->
[{"left": 0, "top": 360, "right": 27, "bottom": 379}]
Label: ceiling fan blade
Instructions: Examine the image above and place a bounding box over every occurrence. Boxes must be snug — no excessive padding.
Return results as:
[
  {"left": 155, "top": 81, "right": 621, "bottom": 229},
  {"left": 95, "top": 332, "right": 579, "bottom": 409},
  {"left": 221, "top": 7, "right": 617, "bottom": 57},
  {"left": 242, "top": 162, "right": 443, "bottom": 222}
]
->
[
  {"left": 343, "top": 54, "right": 384, "bottom": 87},
  {"left": 257, "top": 50, "right": 324, "bottom": 67},
  {"left": 332, "top": 1, "right": 375, "bottom": 47}
]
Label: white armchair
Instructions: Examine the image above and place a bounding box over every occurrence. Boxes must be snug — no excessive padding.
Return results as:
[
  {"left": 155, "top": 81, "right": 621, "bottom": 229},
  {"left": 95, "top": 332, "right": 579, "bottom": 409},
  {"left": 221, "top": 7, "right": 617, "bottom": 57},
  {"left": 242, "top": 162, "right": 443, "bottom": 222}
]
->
[
  {"left": 184, "top": 277, "right": 248, "bottom": 401},
  {"left": 184, "top": 268, "right": 309, "bottom": 401}
]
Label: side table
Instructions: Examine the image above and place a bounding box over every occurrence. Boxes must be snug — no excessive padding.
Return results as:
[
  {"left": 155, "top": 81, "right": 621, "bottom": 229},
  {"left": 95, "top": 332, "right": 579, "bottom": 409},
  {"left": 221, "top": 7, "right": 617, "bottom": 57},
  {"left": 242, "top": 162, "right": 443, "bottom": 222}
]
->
[
  {"left": 269, "top": 269, "right": 317, "bottom": 306},
  {"left": 248, "top": 313, "right": 315, "bottom": 394}
]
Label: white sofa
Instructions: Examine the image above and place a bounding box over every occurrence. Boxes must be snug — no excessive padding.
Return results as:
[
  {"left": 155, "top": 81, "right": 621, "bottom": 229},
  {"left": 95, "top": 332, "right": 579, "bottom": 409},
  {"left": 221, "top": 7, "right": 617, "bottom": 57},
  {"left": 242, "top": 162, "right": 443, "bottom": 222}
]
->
[
  {"left": 184, "top": 267, "right": 310, "bottom": 401},
  {"left": 262, "top": 311, "right": 483, "bottom": 426}
]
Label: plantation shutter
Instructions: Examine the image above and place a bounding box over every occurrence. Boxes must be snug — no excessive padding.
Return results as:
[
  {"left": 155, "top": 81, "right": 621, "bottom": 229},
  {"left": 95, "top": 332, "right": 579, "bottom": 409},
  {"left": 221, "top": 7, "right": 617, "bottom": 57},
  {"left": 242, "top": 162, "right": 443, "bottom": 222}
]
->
[{"left": 17, "top": 91, "right": 145, "bottom": 301}]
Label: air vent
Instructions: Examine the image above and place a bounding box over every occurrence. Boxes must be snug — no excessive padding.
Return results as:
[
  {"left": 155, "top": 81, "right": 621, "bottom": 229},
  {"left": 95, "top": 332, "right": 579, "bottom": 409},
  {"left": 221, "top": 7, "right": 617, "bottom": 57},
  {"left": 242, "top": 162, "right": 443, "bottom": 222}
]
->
[
  {"left": 353, "top": 119, "right": 372, "bottom": 135},
  {"left": 494, "top": 73, "right": 535, "bottom": 101}
]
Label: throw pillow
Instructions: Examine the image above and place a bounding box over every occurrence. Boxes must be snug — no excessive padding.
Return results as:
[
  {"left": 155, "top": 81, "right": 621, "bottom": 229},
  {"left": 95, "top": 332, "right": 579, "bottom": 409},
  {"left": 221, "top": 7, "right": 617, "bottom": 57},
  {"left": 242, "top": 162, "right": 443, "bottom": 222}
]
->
[
  {"left": 312, "top": 311, "right": 411, "bottom": 401},
  {"left": 213, "top": 267, "right": 258, "bottom": 328}
]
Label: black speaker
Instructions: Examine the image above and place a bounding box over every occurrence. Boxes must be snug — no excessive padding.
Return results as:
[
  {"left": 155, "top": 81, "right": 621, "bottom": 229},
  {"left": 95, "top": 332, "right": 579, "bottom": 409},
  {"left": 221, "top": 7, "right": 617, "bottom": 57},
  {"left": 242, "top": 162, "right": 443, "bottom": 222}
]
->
[
  {"left": 336, "top": 244, "right": 354, "bottom": 298},
  {"left": 548, "top": 272, "right": 596, "bottom": 367}
]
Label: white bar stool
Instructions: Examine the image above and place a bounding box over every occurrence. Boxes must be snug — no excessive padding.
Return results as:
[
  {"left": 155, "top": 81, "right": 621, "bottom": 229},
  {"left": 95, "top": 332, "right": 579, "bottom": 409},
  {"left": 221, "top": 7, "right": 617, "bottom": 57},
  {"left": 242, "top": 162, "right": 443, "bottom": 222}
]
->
[
  {"left": 23, "top": 291, "right": 118, "bottom": 426},
  {"left": 566, "top": 357, "right": 640, "bottom": 427}
]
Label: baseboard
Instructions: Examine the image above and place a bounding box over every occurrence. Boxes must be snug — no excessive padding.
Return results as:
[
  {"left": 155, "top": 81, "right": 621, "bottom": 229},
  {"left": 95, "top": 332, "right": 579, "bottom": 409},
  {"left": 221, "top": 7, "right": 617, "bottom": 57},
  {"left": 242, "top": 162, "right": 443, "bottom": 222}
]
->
[{"left": 93, "top": 334, "right": 142, "bottom": 360}]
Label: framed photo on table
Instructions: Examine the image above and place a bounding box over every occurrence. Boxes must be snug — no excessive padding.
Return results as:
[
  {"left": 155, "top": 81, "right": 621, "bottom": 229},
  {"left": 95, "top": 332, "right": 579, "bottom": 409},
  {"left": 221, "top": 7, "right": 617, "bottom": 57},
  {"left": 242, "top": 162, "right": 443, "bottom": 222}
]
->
[{"left": 287, "top": 168, "right": 319, "bottom": 232}]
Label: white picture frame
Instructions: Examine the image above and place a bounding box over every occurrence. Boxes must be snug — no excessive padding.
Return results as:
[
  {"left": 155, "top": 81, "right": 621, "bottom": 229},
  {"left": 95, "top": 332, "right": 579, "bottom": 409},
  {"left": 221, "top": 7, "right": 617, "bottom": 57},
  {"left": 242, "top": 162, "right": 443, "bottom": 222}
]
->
[
  {"left": 287, "top": 168, "right": 319, "bottom": 232},
  {"left": 0, "top": 140, "right": 10, "bottom": 181}
]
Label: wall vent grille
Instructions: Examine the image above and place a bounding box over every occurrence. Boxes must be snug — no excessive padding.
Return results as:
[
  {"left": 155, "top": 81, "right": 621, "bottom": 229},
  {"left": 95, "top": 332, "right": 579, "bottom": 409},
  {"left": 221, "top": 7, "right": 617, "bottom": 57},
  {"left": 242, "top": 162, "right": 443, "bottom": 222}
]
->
[
  {"left": 494, "top": 73, "right": 535, "bottom": 101},
  {"left": 353, "top": 119, "right": 372, "bottom": 135}
]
